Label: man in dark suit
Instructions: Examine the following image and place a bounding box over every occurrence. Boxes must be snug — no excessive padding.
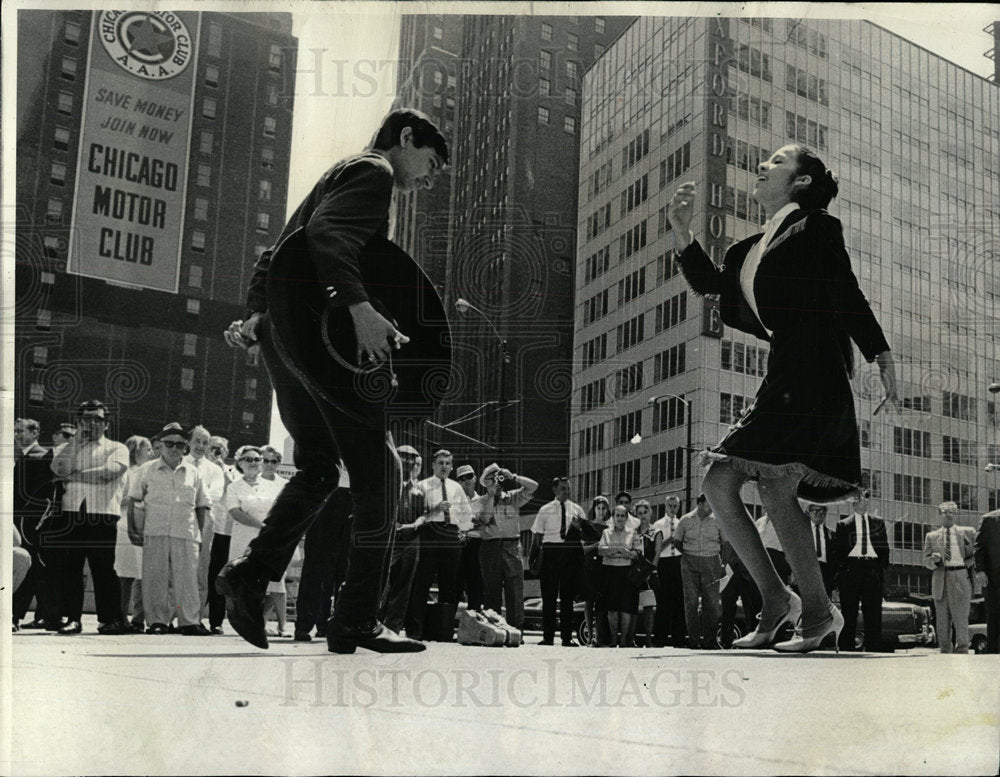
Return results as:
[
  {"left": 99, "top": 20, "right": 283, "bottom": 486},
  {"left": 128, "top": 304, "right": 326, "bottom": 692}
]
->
[
  {"left": 218, "top": 108, "right": 448, "bottom": 654},
  {"left": 834, "top": 494, "right": 889, "bottom": 651},
  {"left": 807, "top": 504, "right": 837, "bottom": 597},
  {"left": 974, "top": 509, "right": 1000, "bottom": 653},
  {"left": 12, "top": 418, "right": 56, "bottom": 630}
]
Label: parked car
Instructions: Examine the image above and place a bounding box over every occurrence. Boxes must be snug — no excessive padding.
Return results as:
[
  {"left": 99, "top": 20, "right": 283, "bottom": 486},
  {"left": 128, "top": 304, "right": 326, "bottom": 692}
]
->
[
  {"left": 969, "top": 623, "right": 988, "bottom": 654},
  {"left": 521, "top": 597, "right": 749, "bottom": 647},
  {"left": 849, "top": 599, "right": 935, "bottom": 651}
]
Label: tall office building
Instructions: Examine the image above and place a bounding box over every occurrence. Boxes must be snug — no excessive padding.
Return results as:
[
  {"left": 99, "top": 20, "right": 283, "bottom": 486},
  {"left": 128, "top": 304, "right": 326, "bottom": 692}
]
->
[
  {"left": 572, "top": 17, "right": 1000, "bottom": 594},
  {"left": 15, "top": 10, "right": 297, "bottom": 447},
  {"left": 393, "top": 13, "right": 633, "bottom": 501}
]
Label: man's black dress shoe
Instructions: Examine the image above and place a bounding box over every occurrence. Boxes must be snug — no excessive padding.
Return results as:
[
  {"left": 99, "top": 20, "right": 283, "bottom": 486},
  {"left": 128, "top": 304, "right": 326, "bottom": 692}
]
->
[
  {"left": 214, "top": 557, "right": 269, "bottom": 649},
  {"left": 146, "top": 623, "right": 168, "bottom": 635},
  {"left": 12, "top": 622, "right": 19, "bottom": 633},
  {"left": 97, "top": 621, "right": 128, "bottom": 635},
  {"left": 538, "top": 638, "right": 554, "bottom": 646},
  {"left": 210, "top": 626, "right": 224, "bottom": 635},
  {"left": 293, "top": 631, "right": 312, "bottom": 642},
  {"left": 562, "top": 640, "right": 579, "bottom": 647},
  {"left": 326, "top": 619, "right": 426, "bottom": 654},
  {"left": 58, "top": 621, "right": 82, "bottom": 635},
  {"left": 180, "top": 623, "right": 211, "bottom": 636},
  {"left": 21, "top": 619, "right": 47, "bottom": 630},
  {"left": 46, "top": 619, "right": 68, "bottom": 632}
]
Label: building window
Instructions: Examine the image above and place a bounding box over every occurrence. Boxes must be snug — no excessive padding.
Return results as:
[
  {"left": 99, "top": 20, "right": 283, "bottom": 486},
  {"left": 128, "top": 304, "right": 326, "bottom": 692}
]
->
[
  {"left": 53, "top": 126, "right": 70, "bottom": 150},
  {"left": 191, "top": 230, "right": 205, "bottom": 252},
  {"left": 267, "top": 84, "right": 279, "bottom": 105},
  {"left": 188, "top": 264, "right": 203, "bottom": 288},
  {"left": 196, "top": 163, "right": 211, "bottom": 187},
  {"left": 268, "top": 44, "right": 282, "bottom": 72},
  {"left": 432, "top": 93, "right": 442, "bottom": 108},
  {"left": 202, "top": 97, "right": 217, "bottom": 119},
  {"left": 540, "top": 50, "right": 551, "bottom": 70},
  {"left": 254, "top": 245, "right": 268, "bottom": 260},
  {"left": 29, "top": 382, "right": 45, "bottom": 406},
  {"left": 242, "top": 411, "right": 255, "bottom": 426},
  {"left": 568, "top": 33, "right": 578, "bottom": 51},
  {"left": 205, "top": 64, "right": 219, "bottom": 88},
  {"left": 36, "top": 309, "right": 52, "bottom": 330},
  {"left": 41, "top": 271, "right": 55, "bottom": 285},
  {"left": 447, "top": 75, "right": 456, "bottom": 89},
  {"left": 43, "top": 236, "right": 60, "bottom": 258},
  {"left": 180, "top": 367, "right": 195, "bottom": 391},
  {"left": 261, "top": 147, "right": 274, "bottom": 169},
  {"left": 566, "top": 61, "right": 578, "bottom": 80},
  {"left": 595, "top": 16, "right": 605, "bottom": 34},
  {"left": 595, "top": 43, "right": 605, "bottom": 59},
  {"left": 537, "top": 106, "right": 550, "bottom": 125},
  {"left": 60, "top": 56, "right": 77, "bottom": 80},
  {"left": 193, "top": 197, "right": 208, "bottom": 221},
  {"left": 256, "top": 213, "right": 270, "bottom": 233},
  {"left": 32, "top": 346, "right": 49, "bottom": 367},
  {"left": 65, "top": 19, "right": 81, "bottom": 45},
  {"left": 186, "top": 299, "right": 200, "bottom": 316},
  {"left": 199, "top": 130, "right": 213, "bottom": 155},
  {"left": 445, "top": 95, "right": 455, "bottom": 111},
  {"left": 563, "top": 116, "right": 576, "bottom": 134},
  {"left": 539, "top": 78, "right": 550, "bottom": 97},
  {"left": 207, "top": 23, "right": 222, "bottom": 57},
  {"left": 565, "top": 87, "right": 577, "bottom": 105},
  {"left": 263, "top": 116, "right": 276, "bottom": 138},
  {"left": 433, "top": 70, "right": 443, "bottom": 86},
  {"left": 46, "top": 198, "right": 63, "bottom": 224},
  {"left": 57, "top": 91, "right": 73, "bottom": 115},
  {"left": 541, "top": 22, "right": 552, "bottom": 41},
  {"left": 50, "top": 162, "right": 67, "bottom": 185},
  {"left": 433, "top": 25, "right": 443, "bottom": 40},
  {"left": 183, "top": 333, "right": 198, "bottom": 357},
  {"left": 244, "top": 377, "right": 258, "bottom": 400},
  {"left": 258, "top": 180, "right": 271, "bottom": 201}
]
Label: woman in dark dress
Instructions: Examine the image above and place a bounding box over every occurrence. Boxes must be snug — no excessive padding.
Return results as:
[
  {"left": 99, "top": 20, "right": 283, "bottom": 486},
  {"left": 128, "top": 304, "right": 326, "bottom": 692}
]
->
[{"left": 667, "top": 144, "right": 898, "bottom": 653}]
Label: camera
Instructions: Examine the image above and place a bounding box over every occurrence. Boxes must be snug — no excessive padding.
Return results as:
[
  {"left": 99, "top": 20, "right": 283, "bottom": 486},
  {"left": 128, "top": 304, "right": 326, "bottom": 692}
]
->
[{"left": 496, "top": 471, "right": 520, "bottom": 491}]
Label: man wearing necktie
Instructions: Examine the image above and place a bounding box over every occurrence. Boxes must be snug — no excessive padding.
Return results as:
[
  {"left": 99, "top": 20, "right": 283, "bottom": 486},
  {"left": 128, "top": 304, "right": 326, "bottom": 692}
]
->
[
  {"left": 833, "top": 493, "right": 890, "bottom": 651},
  {"left": 530, "top": 477, "right": 587, "bottom": 646},
  {"left": 974, "top": 509, "right": 1000, "bottom": 653},
  {"left": 807, "top": 504, "right": 836, "bottom": 597},
  {"left": 924, "top": 501, "right": 977, "bottom": 653},
  {"left": 473, "top": 463, "right": 538, "bottom": 634},
  {"left": 408, "top": 449, "right": 472, "bottom": 641}
]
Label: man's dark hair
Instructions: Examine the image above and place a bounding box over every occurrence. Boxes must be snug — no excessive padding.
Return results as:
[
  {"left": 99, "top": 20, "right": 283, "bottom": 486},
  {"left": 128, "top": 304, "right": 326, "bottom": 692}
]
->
[
  {"left": 615, "top": 491, "right": 632, "bottom": 504},
  {"left": 76, "top": 399, "right": 108, "bottom": 417},
  {"left": 372, "top": 108, "right": 449, "bottom": 164},
  {"left": 790, "top": 145, "right": 838, "bottom": 210}
]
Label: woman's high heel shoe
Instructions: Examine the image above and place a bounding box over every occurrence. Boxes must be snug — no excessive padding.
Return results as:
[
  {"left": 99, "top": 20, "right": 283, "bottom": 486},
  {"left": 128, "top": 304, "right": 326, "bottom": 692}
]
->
[
  {"left": 732, "top": 592, "right": 802, "bottom": 649},
  {"left": 772, "top": 604, "right": 844, "bottom": 654}
]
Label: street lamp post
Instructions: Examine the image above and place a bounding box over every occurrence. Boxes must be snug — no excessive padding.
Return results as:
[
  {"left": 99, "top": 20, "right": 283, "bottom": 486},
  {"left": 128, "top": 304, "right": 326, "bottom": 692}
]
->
[
  {"left": 648, "top": 393, "right": 693, "bottom": 514},
  {"left": 455, "top": 298, "right": 510, "bottom": 451}
]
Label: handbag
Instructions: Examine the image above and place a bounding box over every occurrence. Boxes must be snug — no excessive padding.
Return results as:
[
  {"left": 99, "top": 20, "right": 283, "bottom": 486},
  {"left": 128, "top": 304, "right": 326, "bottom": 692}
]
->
[{"left": 628, "top": 554, "right": 656, "bottom": 587}]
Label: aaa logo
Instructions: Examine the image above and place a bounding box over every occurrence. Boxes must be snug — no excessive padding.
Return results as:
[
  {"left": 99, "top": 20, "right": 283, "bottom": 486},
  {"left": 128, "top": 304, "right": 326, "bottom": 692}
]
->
[{"left": 98, "top": 11, "right": 193, "bottom": 81}]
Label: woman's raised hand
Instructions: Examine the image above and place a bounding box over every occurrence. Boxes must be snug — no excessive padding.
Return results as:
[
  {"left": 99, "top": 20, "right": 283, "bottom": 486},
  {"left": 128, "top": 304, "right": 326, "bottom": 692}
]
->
[{"left": 667, "top": 181, "right": 697, "bottom": 249}]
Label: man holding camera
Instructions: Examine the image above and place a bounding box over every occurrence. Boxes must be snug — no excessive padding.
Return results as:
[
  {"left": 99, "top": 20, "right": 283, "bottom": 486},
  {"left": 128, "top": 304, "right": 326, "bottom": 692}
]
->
[{"left": 473, "top": 463, "right": 538, "bottom": 632}]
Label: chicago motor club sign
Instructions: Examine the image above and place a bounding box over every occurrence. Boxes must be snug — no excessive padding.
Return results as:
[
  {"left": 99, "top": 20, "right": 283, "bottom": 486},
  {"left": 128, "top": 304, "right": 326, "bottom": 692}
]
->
[{"left": 98, "top": 10, "right": 193, "bottom": 80}]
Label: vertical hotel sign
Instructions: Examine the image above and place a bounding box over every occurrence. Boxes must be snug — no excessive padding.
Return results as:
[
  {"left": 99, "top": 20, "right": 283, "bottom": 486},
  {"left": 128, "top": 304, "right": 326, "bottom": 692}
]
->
[
  {"left": 702, "top": 17, "right": 731, "bottom": 339},
  {"left": 68, "top": 11, "right": 199, "bottom": 292}
]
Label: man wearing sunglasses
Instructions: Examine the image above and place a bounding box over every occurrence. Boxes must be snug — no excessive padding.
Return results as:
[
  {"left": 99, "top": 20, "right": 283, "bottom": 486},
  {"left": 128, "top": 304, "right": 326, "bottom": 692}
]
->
[
  {"left": 126, "top": 423, "right": 212, "bottom": 636},
  {"left": 49, "top": 400, "right": 129, "bottom": 635}
]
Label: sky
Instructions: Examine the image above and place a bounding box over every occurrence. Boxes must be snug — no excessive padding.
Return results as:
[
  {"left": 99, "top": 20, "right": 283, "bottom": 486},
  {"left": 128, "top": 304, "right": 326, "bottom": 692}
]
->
[{"left": 270, "top": 1, "right": 999, "bottom": 447}]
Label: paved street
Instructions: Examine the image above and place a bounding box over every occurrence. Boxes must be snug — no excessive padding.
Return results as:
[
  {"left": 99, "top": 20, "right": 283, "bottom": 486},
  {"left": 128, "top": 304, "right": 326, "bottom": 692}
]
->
[{"left": 8, "top": 616, "right": 999, "bottom": 775}]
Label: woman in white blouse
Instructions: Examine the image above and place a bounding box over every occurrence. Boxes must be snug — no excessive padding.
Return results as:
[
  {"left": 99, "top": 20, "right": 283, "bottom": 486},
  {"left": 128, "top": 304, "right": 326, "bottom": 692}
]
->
[
  {"left": 598, "top": 505, "right": 641, "bottom": 647},
  {"left": 117, "top": 435, "right": 153, "bottom": 632},
  {"left": 226, "top": 446, "right": 288, "bottom": 636}
]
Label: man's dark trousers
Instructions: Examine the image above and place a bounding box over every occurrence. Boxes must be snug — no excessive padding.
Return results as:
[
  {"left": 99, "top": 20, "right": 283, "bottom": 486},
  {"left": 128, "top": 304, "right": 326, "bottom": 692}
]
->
[
  {"left": 296, "top": 487, "right": 352, "bottom": 635},
  {"left": 540, "top": 542, "right": 581, "bottom": 643},
  {"left": 247, "top": 319, "right": 398, "bottom": 627}
]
